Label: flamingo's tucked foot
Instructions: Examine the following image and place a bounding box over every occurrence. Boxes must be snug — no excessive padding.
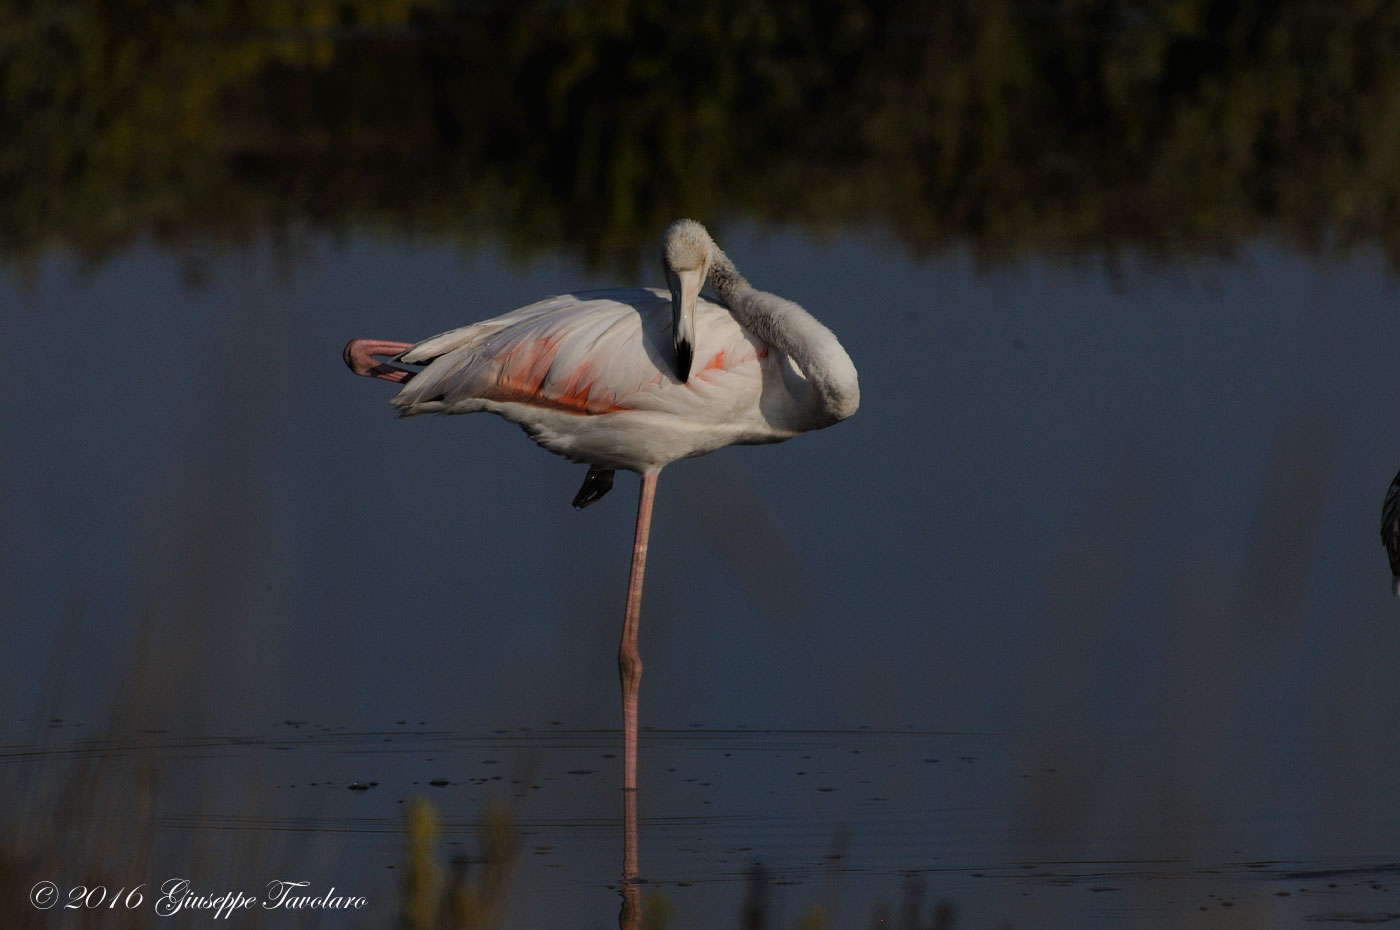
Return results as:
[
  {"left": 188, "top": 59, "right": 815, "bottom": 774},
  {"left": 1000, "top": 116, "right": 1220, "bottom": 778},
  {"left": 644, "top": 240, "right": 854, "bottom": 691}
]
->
[
  {"left": 573, "top": 467, "right": 615, "bottom": 509},
  {"left": 344, "top": 339, "right": 417, "bottom": 383}
]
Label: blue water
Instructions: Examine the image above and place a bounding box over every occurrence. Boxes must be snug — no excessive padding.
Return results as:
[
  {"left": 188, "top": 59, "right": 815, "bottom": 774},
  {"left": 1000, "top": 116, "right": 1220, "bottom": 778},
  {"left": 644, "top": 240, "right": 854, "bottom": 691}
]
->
[{"left": 4, "top": 230, "right": 1400, "bottom": 927}]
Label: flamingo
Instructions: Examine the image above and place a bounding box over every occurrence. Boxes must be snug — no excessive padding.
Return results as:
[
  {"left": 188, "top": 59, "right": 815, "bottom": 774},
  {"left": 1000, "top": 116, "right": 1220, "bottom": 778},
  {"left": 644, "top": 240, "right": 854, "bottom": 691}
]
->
[
  {"left": 1382, "top": 470, "right": 1400, "bottom": 594},
  {"left": 343, "top": 219, "right": 859, "bottom": 818}
]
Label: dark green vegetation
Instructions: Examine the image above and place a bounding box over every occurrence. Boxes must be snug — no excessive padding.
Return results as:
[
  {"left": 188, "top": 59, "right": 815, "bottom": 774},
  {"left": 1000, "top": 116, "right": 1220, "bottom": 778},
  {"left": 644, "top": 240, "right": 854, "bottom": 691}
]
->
[{"left": 4, "top": 0, "right": 1399, "bottom": 271}]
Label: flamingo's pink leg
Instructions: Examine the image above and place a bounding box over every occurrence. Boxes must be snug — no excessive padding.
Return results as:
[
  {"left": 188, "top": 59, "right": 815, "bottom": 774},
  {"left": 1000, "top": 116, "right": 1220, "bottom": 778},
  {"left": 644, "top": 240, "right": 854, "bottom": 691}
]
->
[
  {"left": 619, "top": 870, "right": 641, "bottom": 928},
  {"left": 619, "top": 469, "right": 658, "bottom": 877},
  {"left": 343, "top": 339, "right": 417, "bottom": 383}
]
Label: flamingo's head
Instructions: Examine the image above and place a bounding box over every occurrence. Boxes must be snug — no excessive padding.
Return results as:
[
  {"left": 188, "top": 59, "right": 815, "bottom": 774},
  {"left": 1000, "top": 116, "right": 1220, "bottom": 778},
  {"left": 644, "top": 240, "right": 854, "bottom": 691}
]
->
[{"left": 661, "top": 219, "right": 715, "bottom": 382}]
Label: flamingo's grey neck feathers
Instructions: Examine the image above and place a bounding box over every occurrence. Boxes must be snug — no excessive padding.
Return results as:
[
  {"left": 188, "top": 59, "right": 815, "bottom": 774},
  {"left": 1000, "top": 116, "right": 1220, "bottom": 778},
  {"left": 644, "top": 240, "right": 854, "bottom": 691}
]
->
[{"left": 703, "top": 232, "right": 860, "bottom": 428}]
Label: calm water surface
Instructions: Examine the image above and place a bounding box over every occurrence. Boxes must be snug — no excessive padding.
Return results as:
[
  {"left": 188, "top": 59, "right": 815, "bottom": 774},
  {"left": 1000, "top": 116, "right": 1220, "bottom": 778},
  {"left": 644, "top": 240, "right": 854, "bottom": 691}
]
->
[{"left": 5, "top": 230, "right": 1400, "bottom": 927}]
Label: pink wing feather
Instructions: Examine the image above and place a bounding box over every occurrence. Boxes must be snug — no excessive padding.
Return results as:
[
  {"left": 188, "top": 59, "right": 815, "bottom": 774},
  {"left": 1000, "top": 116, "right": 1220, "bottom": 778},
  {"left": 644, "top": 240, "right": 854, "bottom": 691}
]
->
[{"left": 390, "top": 288, "right": 765, "bottom": 418}]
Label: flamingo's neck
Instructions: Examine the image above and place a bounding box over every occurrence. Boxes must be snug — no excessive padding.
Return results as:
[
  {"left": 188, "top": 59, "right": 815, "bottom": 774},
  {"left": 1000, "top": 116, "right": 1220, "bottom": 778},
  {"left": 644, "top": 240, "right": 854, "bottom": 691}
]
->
[{"left": 708, "top": 251, "right": 860, "bottom": 427}]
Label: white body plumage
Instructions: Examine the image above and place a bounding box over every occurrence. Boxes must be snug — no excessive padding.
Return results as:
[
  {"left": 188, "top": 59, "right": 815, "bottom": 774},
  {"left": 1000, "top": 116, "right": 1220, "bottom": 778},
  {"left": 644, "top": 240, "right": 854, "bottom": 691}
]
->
[{"left": 389, "top": 282, "right": 856, "bottom": 473}]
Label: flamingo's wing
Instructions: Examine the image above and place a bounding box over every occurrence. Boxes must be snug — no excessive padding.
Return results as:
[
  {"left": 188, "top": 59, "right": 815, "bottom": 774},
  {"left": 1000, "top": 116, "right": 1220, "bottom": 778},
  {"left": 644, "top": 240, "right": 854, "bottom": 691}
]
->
[{"left": 390, "top": 288, "right": 763, "bottom": 418}]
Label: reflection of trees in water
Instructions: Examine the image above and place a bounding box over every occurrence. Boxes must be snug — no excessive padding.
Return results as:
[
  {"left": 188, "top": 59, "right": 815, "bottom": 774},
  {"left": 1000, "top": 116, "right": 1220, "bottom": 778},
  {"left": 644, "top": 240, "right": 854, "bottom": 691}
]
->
[{"left": 4, "top": 0, "right": 1400, "bottom": 269}]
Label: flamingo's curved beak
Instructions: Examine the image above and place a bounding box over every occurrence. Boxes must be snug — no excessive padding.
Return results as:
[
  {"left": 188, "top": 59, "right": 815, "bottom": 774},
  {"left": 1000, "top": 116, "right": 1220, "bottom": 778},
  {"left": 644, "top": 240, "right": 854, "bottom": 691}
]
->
[{"left": 668, "top": 267, "right": 701, "bottom": 381}]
